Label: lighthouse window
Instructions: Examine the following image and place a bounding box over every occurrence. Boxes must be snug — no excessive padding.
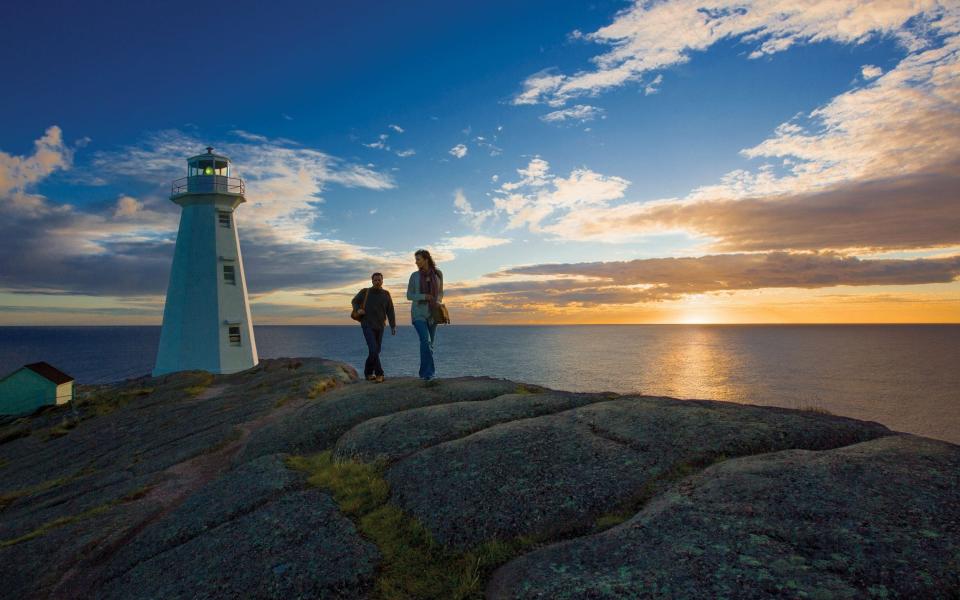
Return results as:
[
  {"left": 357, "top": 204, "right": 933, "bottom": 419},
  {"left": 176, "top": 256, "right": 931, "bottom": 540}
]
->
[
  {"left": 228, "top": 326, "right": 242, "bottom": 346},
  {"left": 223, "top": 265, "right": 236, "bottom": 284},
  {"left": 218, "top": 211, "right": 231, "bottom": 228}
]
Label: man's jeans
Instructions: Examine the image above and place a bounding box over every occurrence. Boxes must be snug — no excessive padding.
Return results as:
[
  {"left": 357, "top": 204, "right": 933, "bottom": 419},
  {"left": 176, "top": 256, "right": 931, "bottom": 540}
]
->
[
  {"left": 361, "top": 324, "right": 385, "bottom": 377},
  {"left": 412, "top": 319, "right": 438, "bottom": 379}
]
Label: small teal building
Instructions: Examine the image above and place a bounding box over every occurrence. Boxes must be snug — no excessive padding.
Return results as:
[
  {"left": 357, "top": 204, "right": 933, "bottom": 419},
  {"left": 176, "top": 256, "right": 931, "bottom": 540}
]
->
[{"left": 0, "top": 362, "right": 75, "bottom": 415}]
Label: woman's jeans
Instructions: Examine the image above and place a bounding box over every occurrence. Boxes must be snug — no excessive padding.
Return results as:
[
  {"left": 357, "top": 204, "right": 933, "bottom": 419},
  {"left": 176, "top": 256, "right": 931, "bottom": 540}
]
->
[
  {"left": 361, "top": 324, "right": 384, "bottom": 377},
  {"left": 412, "top": 319, "right": 438, "bottom": 379}
]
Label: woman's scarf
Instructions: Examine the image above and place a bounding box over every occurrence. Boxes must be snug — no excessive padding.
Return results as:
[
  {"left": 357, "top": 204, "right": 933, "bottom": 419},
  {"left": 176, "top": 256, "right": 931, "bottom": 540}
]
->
[{"left": 419, "top": 268, "right": 439, "bottom": 311}]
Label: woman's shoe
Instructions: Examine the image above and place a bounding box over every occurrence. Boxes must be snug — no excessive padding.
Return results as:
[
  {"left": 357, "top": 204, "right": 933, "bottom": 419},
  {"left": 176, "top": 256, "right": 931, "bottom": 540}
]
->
[
  {"left": 366, "top": 374, "right": 377, "bottom": 381},
  {"left": 375, "top": 375, "right": 385, "bottom": 383}
]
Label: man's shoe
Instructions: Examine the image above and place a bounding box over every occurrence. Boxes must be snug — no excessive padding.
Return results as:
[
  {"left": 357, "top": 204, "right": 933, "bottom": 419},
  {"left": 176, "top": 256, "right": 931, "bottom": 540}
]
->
[
  {"left": 375, "top": 375, "right": 385, "bottom": 383},
  {"left": 366, "top": 374, "right": 376, "bottom": 381}
]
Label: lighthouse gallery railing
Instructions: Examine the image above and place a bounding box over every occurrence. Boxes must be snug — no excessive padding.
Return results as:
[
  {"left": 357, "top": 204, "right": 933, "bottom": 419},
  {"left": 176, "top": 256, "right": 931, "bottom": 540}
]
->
[{"left": 171, "top": 176, "right": 245, "bottom": 196}]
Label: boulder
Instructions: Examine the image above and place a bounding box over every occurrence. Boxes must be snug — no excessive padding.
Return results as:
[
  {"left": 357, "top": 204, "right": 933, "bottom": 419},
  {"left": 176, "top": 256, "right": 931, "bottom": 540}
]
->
[
  {"left": 489, "top": 434, "right": 960, "bottom": 599},
  {"left": 237, "top": 376, "right": 521, "bottom": 463},
  {"left": 99, "top": 488, "right": 379, "bottom": 600},
  {"left": 386, "top": 396, "right": 892, "bottom": 550},
  {"left": 334, "top": 391, "right": 613, "bottom": 463}
]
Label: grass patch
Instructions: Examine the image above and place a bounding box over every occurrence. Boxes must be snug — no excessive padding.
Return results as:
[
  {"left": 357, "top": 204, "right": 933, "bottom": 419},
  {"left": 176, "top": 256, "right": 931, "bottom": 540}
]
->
[
  {"left": 0, "top": 503, "right": 112, "bottom": 547},
  {"left": 287, "top": 451, "right": 536, "bottom": 599},
  {"left": 800, "top": 405, "right": 834, "bottom": 416},
  {"left": 176, "top": 372, "right": 216, "bottom": 398},
  {"left": 120, "top": 484, "right": 155, "bottom": 502},
  {"left": 43, "top": 417, "right": 80, "bottom": 441},
  {"left": 0, "top": 422, "right": 31, "bottom": 445},
  {"left": 307, "top": 377, "right": 336, "bottom": 399},
  {"left": 0, "top": 458, "right": 8, "bottom": 469},
  {"left": 590, "top": 453, "right": 730, "bottom": 534},
  {"left": 287, "top": 452, "right": 388, "bottom": 516},
  {"left": 515, "top": 384, "right": 544, "bottom": 395},
  {"left": 78, "top": 386, "right": 154, "bottom": 416},
  {"left": 0, "top": 474, "right": 75, "bottom": 512},
  {"left": 202, "top": 427, "right": 244, "bottom": 455}
]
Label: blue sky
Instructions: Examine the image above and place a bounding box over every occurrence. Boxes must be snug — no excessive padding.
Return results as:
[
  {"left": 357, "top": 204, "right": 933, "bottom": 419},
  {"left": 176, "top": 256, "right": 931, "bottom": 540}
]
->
[{"left": 1, "top": 0, "right": 958, "bottom": 324}]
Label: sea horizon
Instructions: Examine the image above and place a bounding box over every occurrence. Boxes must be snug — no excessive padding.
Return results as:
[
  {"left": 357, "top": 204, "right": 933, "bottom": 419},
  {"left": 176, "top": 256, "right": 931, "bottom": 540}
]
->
[{"left": 2, "top": 324, "right": 957, "bottom": 446}]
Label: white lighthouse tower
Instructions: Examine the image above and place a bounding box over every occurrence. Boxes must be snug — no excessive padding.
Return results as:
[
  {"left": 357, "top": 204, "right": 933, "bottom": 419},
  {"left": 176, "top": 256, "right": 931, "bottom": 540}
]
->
[{"left": 153, "top": 148, "right": 259, "bottom": 376}]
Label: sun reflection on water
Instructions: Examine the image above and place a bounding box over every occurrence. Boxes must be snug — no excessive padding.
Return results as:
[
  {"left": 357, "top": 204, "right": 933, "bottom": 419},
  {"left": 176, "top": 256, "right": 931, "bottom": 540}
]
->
[{"left": 655, "top": 327, "right": 745, "bottom": 403}]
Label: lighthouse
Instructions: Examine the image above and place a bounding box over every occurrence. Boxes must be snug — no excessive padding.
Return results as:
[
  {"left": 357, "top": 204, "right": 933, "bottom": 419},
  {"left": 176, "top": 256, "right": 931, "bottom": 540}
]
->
[{"left": 153, "top": 148, "right": 259, "bottom": 376}]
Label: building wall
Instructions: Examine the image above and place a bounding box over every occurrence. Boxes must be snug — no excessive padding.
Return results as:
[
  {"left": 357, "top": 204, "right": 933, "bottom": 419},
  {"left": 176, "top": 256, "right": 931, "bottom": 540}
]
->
[
  {"left": 217, "top": 203, "right": 259, "bottom": 373},
  {"left": 55, "top": 381, "right": 74, "bottom": 405},
  {"left": 155, "top": 199, "right": 222, "bottom": 375},
  {"left": 155, "top": 192, "right": 258, "bottom": 376},
  {"left": 0, "top": 369, "right": 57, "bottom": 415}
]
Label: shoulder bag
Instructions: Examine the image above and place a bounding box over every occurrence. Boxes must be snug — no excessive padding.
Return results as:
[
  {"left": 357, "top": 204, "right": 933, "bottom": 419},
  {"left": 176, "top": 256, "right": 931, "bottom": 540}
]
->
[
  {"left": 351, "top": 288, "right": 369, "bottom": 321},
  {"left": 431, "top": 303, "right": 451, "bottom": 324}
]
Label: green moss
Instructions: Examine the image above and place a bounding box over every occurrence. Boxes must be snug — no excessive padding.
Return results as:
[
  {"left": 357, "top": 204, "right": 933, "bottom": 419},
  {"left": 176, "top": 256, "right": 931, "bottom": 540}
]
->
[
  {"left": 43, "top": 417, "right": 80, "bottom": 441},
  {"left": 177, "top": 372, "right": 216, "bottom": 398},
  {"left": 594, "top": 512, "right": 632, "bottom": 530},
  {"left": 306, "top": 378, "right": 335, "bottom": 399},
  {"left": 79, "top": 386, "right": 154, "bottom": 416},
  {"left": 287, "top": 451, "right": 536, "bottom": 599},
  {"left": 0, "top": 503, "right": 112, "bottom": 547},
  {"left": 120, "top": 484, "right": 155, "bottom": 502},
  {"left": 0, "top": 474, "right": 75, "bottom": 511},
  {"left": 591, "top": 453, "right": 730, "bottom": 533},
  {"left": 515, "top": 384, "right": 544, "bottom": 395},
  {"left": 0, "top": 423, "right": 31, "bottom": 445},
  {"left": 203, "top": 427, "right": 244, "bottom": 455},
  {"left": 287, "top": 452, "right": 388, "bottom": 516}
]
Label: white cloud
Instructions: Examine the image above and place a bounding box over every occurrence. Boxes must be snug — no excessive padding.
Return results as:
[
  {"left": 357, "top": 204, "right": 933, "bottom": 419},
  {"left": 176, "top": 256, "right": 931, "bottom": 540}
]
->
[
  {"left": 449, "top": 144, "right": 468, "bottom": 159},
  {"left": 113, "top": 195, "right": 142, "bottom": 218},
  {"left": 438, "top": 235, "right": 511, "bottom": 251},
  {"left": 861, "top": 64, "right": 883, "bottom": 79},
  {"left": 644, "top": 74, "right": 663, "bottom": 95},
  {"left": 540, "top": 104, "right": 606, "bottom": 124},
  {"left": 0, "top": 125, "right": 72, "bottom": 197},
  {"left": 467, "top": 252, "right": 960, "bottom": 305},
  {"left": 0, "top": 128, "right": 414, "bottom": 300},
  {"left": 453, "top": 189, "right": 493, "bottom": 229},
  {"left": 513, "top": 0, "right": 953, "bottom": 105},
  {"left": 496, "top": 1, "right": 960, "bottom": 252},
  {"left": 232, "top": 130, "right": 270, "bottom": 143},
  {"left": 491, "top": 158, "right": 630, "bottom": 231},
  {"left": 737, "top": 32, "right": 960, "bottom": 189},
  {"left": 396, "top": 149, "right": 416, "bottom": 158},
  {"left": 389, "top": 124, "right": 405, "bottom": 133},
  {"left": 364, "top": 133, "right": 390, "bottom": 150}
]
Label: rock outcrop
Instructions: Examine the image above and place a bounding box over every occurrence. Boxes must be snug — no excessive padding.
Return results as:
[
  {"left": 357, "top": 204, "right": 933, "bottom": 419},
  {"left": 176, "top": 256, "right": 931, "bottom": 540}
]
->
[{"left": 0, "top": 357, "right": 956, "bottom": 599}]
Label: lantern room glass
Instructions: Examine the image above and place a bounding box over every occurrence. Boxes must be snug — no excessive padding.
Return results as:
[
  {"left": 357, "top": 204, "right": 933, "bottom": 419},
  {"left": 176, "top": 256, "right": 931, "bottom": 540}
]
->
[{"left": 188, "top": 159, "right": 229, "bottom": 177}]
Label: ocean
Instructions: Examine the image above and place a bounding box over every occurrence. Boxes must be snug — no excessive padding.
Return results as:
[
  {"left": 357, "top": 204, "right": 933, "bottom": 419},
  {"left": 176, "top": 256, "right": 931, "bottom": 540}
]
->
[{"left": 1, "top": 325, "right": 957, "bottom": 445}]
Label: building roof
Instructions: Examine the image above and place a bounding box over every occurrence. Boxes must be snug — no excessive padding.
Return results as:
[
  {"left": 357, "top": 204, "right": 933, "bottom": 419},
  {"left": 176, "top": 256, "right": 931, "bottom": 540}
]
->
[{"left": 24, "top": 362, "right": 74, "bottom": 385}]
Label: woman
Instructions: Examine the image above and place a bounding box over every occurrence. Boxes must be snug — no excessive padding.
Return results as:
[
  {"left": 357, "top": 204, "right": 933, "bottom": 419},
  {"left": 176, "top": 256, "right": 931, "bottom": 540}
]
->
[{"left": 406, "top": 249, "right": 443, "bottom": 380}]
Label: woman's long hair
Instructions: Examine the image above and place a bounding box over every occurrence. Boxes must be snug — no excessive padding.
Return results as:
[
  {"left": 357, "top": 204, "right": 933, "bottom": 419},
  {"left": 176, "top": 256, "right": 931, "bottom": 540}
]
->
[{"left": 415, "top": 249, "right": 437, "bottom": 272}]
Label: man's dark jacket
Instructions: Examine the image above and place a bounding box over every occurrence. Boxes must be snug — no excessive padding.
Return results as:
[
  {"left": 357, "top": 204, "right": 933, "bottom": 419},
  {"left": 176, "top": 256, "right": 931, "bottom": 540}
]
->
[{"left": 351, "top": 287, "right": 396, "bottom": 330}]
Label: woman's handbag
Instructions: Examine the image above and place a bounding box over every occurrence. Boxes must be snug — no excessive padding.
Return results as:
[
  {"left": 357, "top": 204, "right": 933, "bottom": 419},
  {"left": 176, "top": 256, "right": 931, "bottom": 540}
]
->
[
  {"left": 431, "top": 302, "right": 451, "bottom": 324},
  {"left": 351, "top": 288, "right": 369, "bottom": 321}
]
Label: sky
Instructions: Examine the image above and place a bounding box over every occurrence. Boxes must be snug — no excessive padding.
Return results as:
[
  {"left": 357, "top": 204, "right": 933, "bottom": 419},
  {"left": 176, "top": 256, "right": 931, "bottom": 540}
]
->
[{"left": 1, "top": 0, "right": 958, "bottom": 325}]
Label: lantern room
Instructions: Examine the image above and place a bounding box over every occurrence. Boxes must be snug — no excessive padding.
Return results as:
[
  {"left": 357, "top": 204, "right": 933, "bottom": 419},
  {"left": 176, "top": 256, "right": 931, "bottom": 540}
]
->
[
  {"left": 188, "top": 147, "right": 230, "bottom": 177},
  {"left": 171, "top": 146, "right": 245, "bottom": 198}
]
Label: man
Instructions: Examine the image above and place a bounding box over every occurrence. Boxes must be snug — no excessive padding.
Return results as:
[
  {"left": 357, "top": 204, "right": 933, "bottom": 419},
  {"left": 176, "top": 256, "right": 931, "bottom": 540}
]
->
[{"left": 351, "top": 272, "right": 397, "bottom": 383}]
